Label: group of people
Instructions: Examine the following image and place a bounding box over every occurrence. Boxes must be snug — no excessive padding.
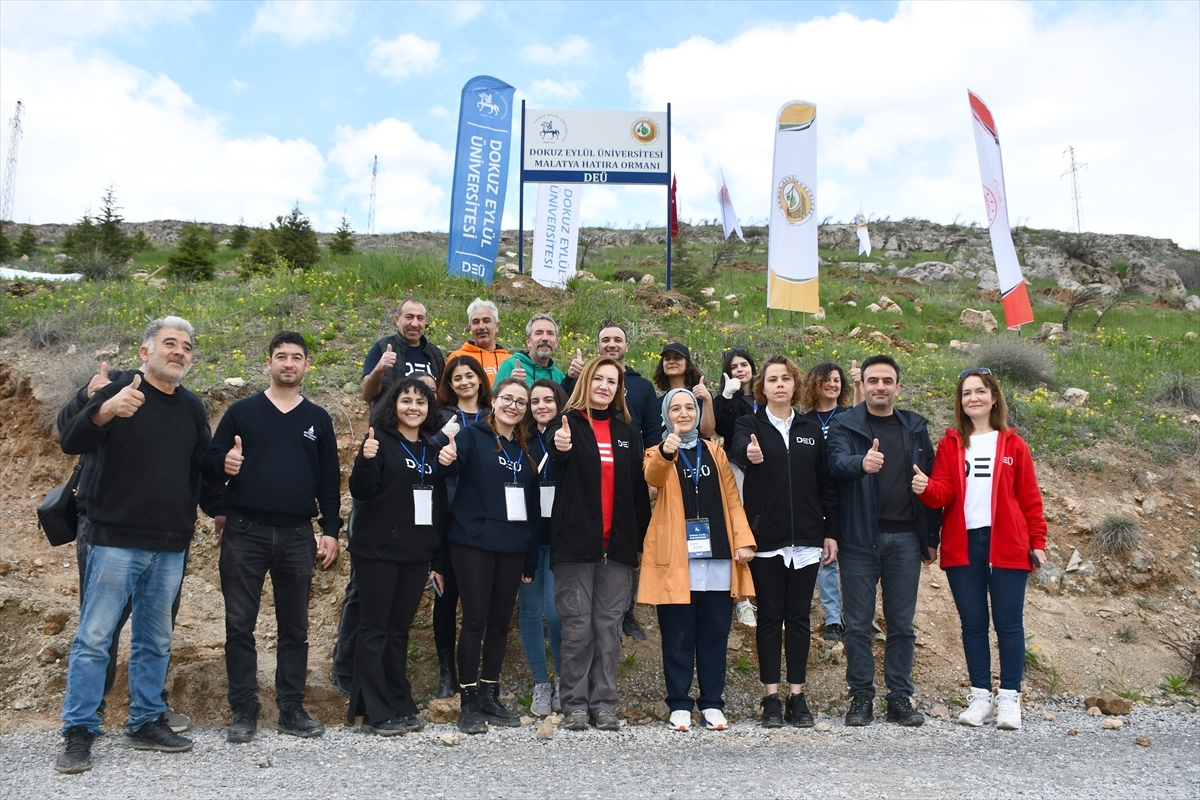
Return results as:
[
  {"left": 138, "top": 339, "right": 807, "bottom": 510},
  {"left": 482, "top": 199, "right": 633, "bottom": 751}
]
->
[{"left": 52, "top": 296, "right": 1047, "bottom": 774}]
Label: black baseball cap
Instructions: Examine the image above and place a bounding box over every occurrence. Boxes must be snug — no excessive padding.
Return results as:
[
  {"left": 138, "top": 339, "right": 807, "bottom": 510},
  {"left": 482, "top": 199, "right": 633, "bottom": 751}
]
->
[{"left": 661, "top": 342, "right": 690, "bottom": 359}]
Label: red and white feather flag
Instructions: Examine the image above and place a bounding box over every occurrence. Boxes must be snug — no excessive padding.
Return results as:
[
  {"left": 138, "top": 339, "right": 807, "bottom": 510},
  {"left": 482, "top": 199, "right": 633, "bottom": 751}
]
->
[{"left": 717, "top": 167, "right": 744, "bottom": 242}]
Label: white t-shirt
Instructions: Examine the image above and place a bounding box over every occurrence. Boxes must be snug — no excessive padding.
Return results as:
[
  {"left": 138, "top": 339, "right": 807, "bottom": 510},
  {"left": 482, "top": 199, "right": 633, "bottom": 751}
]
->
[{"left": 963, "top": 430, "right": 998, "bottom": 530}]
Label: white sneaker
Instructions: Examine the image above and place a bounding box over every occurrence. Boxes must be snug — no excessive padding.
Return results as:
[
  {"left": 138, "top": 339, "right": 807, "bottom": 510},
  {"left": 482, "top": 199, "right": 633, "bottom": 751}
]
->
[
  {"left": 700, "top": 708, "right": 728, "bottom": 730},
  {"left": 736, "top": 600, "right": 757, "bottom": 627},
  {"left": 668, "top": 710, "right": 692, "bottom": 731},
  {"left": 958, "top": 687, "right": 995, "bottom": 727},
  {"left": 552, "top": 677, "right": 561, "bottom": 713},
  {"left": 531, "top": 682, "right": 553, "bottom": 717},
  {"left": 995, "top": 689, "right": 1021, "bottom": 730}
]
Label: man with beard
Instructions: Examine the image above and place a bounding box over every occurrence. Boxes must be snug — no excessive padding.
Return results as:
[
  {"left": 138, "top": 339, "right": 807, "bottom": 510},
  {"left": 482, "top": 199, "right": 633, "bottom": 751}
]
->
[
  {"left": 446, "top": 298, "right": 510, "bottom": 386},
  {"left": 494, "top": 313, "right": 565, "bottom": 385},
  {"left": 203, "top": 331, "right": 343, "bottom": 744},
  {"left": 360, "top": 299, "right": 445, "bottom": 415}
]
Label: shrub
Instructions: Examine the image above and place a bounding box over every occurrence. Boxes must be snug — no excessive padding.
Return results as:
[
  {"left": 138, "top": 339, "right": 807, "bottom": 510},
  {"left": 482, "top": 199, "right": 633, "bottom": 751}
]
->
[
  {"left": 16, "top": 225, "right": 38, "bottom": 257},
  {"left": 166, "top": 225, "right": 217, "bottom": 280},
  {"left": 24, "top": 316, "right": 71, "bottom": 349},
  {"left": 968, "top": 335, "right": 1054, "bottom": 387},
  {"left": 131, "top": 230, "right": 152, "bottom": 252},
  {"left": 270, "top": 203, "right": 320, "bottom": 269},
  {"left": 229, "top": 219, "right": 252, "bottom": 249},
  {"left": 239, "top": 229, "right": 286, "bottom": 278},
  {"left": 73, "top": 247, "right": 128, "bottom": 281},
  {"left": 0, "top": 228, "right": 11, "bottom": 262},
  {"left": 61, "top": 214, "right": 100, "bottom": 258},
  {"left": 328, "top": 215, "right": 356, "bottom": 255},
  {"left": 1091, "top": 514, "right": 1140, "bottom": 556},
  {"left": 1154, "top": 372, "right": 1200, "bottom": 411}
]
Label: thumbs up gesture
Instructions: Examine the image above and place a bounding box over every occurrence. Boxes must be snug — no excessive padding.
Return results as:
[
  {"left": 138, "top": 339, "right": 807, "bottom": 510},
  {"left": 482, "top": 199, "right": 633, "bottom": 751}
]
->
[
  {"left": 911, "top": 464, "right": 928, "bottom": 495},
  {"left": 568, "top": 348, "right": 585, "bottom": 379},
  {"left": 377, "top": 342, "right": 397, "bottom": 373},
  {"left": 721, "top": 372, "right": 739, "bottom": 399},
  {"left": 105, "top": 373, "right": 144, "bottom": 419},
  {"left": 438, "top": 432, "right": 458, "bottom": 466},
  {"left": 692, "top": 376, "right": 712, "bottom": 404},
  {"left": 661, "top": 430, "right": 682, "bottom": 456},
  {"left": 511, "top": 364, "right": 527, "bottom": 384},
  {"left": 87, "top": 361, "right": 112, "bottom": 399},
  {"left": 440, "top": 415, "right": 461, "bottom": 439},
  {"left": 225, "top": 434, "right": 245, "bottom": 476},
  {"left": 746, "top": 433, "right": 764, "bottom": 464},
  {"left": 362, "top": 427, "right": 379, "bottom": 459},
  {"left": 862, "top": 438, "right": 884, "bottom": 473},
  {"left": 553, "top": 415, "right": 572, "bottom": 452},
  {"left": 850, "top": 359, "right": 862, "bottom": 388}
]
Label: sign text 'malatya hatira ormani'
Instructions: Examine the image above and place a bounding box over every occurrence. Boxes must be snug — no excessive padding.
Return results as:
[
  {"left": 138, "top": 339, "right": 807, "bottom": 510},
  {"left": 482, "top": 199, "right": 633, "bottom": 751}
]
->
[
  {"left": 447, "top": 75, "right": 516, "bottom": 284},
  {"left": 522, "top": 110, "right": 669, "bottom": 186}
]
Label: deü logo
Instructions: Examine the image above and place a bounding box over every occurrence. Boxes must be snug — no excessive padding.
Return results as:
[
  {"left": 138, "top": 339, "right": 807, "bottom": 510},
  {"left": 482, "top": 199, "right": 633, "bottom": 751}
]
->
[{"left": 777, "top": 176, "right": 813, "bottom": 224}]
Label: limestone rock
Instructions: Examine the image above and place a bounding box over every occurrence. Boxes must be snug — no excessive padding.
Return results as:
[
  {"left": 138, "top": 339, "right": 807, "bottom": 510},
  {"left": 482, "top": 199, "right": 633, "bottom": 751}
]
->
[
  {"left": 426, "top": 697, "right": 460, "bottom": 723},
  {"left": 812, "top": 306, "right": 826, "bottom": 321},
  {"left": 959, "top": 308, "right": 998, "bottom": 333},
  {"left": 1186, "top": 296, "right": 1200, "bottom": 312},
  {"left": 977, "top": 270, "right": 1000, "bottom": 292},
  {"left": 930, "top": 704, "right": 951, "bottom": 720},
  {"left": 814, "top": 721, "right": 832, "bottom": 732},
  {"left": 1033, "top": 560, "right": 1063, "bottom": 595},
  {"left": 866, "top": 303, "right": 882, "bottom": 313},
  {"left": 536, "top": 716, "right": 558, "bottom": 739},
  {"left": 54, "top": 253, "right": 70, "bottom": 263},
  {"left": 43, "top": 610, "right": 70, "bottom": 636},
  {"left": 805, "top": 325, "right": 832, "bottom": 337},
  {"left": 1064, "top": 388, "right": 1090, "bottom": 406},
  {"left": 896, "top": 261, "right": 960, "bottom": 284},
  {"left": 1087, "top": 706, "right": 1103, "bottom": 717},
  {"left": 878, "top": 296, "right": 902, "bottom": 313},
  {"left": 1085, "top": 694, "right": 1133, "bottom": 715},
  {"left": 1100, "top": 717, "right": 1123, "bottom": 730},
  {"left": 640, "top": 274, "right": 654, "bottom": 284},
  {"left": 37, "top": 645, "right": 62, "bottom": 664},
  {"left": 575, "top": 270, "right": 598, "bottom": 282},
  {"left": 440, "top": 732, "right": 462, "bottom": 746},
  {"left": 653, "top": 700, "right": 672, "bottom": 721},
  {"left": 224, "top": 378, "right": 246, "bottom": 388},
  {"left": 1185, "top": 330, "right": 1198, "bottom": 339},
  {"left": 1124, "top": 261, "right": 1186, "bottom": 299},
  {"left": 1136, "top": 737, "right": 1151, "bottom": 747}
]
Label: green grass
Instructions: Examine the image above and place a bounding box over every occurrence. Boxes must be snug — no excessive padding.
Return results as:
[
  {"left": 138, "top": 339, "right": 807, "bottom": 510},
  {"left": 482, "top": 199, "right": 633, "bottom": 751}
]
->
[
  {"left": 1159, "top": 674, "right": 1196, "bottom": 697},
  {"left": 1115, "top": 625, "right": 1137, "bottom": 643}
]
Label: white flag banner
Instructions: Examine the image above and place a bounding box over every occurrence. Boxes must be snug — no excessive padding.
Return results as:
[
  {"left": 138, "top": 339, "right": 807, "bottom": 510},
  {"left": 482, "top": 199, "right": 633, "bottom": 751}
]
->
[
  {"left": 717, "top": 167, "right": 744, "bottom": 242},
  {"left": 530, "top": 183, "right": 580, "bottom": 289},
  {"left": 969, "top": 90, "right": 1033, "bottom": 330},
  {"left": 767, "top": 101, "right": 819, "bottom": 313},
  {"left": 855, "top": 204, "right": 871, "bottom": 257}
]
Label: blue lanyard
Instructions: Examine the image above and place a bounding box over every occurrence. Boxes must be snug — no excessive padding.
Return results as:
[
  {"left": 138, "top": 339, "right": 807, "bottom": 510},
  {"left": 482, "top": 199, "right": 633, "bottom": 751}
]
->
[
  {"left": 815, "top": 406, "right": 837, "bottom": 437},
  {"left": 398, "top": 438, "right": 427, "bottom": 484},
  {"left": 496, "top": 436, "right": 523, "bottom": 483},
  {"left": 535, "top": 435, "right": 549, "bottom": 480},
  {"left": 458, "top": 408, "right": 481, "bottom": 429}
]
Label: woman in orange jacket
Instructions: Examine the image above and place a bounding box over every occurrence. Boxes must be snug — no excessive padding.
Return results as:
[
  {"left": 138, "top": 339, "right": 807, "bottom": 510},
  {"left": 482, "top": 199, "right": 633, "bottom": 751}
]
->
[{"left": 639, "top": 388, "right": 756, "bottom": 732}]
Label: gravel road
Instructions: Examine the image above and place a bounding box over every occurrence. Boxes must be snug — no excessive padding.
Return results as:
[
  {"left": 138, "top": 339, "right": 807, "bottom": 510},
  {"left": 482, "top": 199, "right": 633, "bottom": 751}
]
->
[{"left": 3, "top": 703, "right": 1198, "bottom": 799}]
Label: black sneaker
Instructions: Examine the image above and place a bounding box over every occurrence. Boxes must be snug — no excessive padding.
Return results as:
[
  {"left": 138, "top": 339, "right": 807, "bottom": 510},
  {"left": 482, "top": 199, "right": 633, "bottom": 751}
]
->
[
  {"left": 823, "top": 623, "right": 844, "bottom": 642},
  {"left": 591, "top": 711, "right": 620, "bottom": 731},
  {"left": 562, "top": 709, "right": 590, "bottom": 731},
  {"left": 122, "top": 714, "right": 194, "bottom": 752},
  {"left": 397, "top": 714, "right": 425, "bottom": 733},
  {"left": 277, "top": 705, "right": 325, "bottom": 738},
  {"left": 622, "top": 610, "right": 646, "bottom": 640},
  {"left": 362, "top": 718, "right": 410, "bottom": 736},
  {"left": 457, "top": 685, "right": 488, "bottom": 735},
  {"left": 786, "top": 693, "right": 815, "bottom": 728},
  {"left": 329, "top": 669, "right": 352, "bottom": 699},
  {"left": 845, "top": 693, "right": 874, "bottom": 727},
  {"left": 885, "top": 695, "right": 925, "bottom": 727},
  {"left": 55, "top": 726, "right": 96, "bottom": 774},
  {"left": 760, "top": 694, "right": 784, "bottom": 728},
  {"left": 164, "top": 708, "right": 193, "bottom": 734},
  {"left": 227, "top": 704, "right": 259, "bottom": 744},
  {"left": 478, "top": 681, "right": 521, "bottom": 727}
]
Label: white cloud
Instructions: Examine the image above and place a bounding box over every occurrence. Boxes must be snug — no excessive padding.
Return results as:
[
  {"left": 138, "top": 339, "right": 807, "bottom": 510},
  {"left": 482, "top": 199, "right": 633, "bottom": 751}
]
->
[
  {"left": 448, "top": 1, "right": 486, "bottom": 26},
  {"left": 366, "top": 34, "right": 440, "bottom": 80},
  {"left": 529, "top": 79, "right": 582, "bottom": 102},
  {"left": 246, "top": 0, "right": 351, "bottom": 46},
  {"left": 523, "top": 35, "right": 591, "bottom": 65},
  {"left": 625, "top": 1, "right": 1200, "bottom": 247},
  {"left": 229, "top": 78, "right": 250, "bottom": 92},
  {"left": 428, "top": 106, "right": 450, "bottom": 118},
  {"left": 0, "top": 1, "right": 210, "bottom": 44}
]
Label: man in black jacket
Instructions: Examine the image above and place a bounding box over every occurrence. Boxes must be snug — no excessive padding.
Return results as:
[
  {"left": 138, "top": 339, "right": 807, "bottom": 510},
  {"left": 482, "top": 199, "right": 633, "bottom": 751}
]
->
[
  {"left": 360, "top": 298, "right": 446, "bottom": 413},
  {"left": 203, "top": 331, "right": 342, "bottom": 744},
  {"left": 826, "top": 355, "right": 940, "bottom": 729},
  {"left": 55, "top": 317, "right": 210, "bottom": 774}
]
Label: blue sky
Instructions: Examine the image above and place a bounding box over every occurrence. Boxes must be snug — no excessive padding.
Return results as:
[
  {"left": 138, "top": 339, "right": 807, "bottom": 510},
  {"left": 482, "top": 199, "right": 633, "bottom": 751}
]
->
[{"left": 1, "top": 1, "right": 1197, "bottom": 248}]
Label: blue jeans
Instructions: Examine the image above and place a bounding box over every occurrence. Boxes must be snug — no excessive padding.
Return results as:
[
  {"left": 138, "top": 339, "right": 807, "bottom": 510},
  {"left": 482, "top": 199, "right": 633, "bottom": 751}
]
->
[
  {"left": 817, "top": 557, "right": 842, "bottom": 626},
  {"left": 840, "top": 532, "right": 922, "bottom": 702},
  {"left": 61, "top": 545, "right": 185, "bottom": 734},
  {"left": 518, "top": 545, "right": 562, "bottom": 684},
  {"left": 945, "top": 526, "right": 1028, "bottom": 691}
]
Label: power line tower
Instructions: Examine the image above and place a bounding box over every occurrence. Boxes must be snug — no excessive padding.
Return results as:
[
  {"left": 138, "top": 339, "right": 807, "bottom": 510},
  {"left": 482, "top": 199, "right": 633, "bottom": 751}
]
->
[
  {"left": 367, "top": 155, "right": 378, "bottom": 235},
  {"left": 1, "top": 99, "right": 25, "bottom": 223},
  {"left": 1061, "top": 145, "right": 1087, "bottom": 234}
]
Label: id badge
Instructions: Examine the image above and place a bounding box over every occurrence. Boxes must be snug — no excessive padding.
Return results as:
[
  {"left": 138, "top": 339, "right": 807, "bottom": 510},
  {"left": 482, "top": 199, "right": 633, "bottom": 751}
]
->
[
  {"left": 686, "top": 518, "right": 712, "bottom": 559},
  {"left": 540, "top": 483, "right": 555, "bottom": 518},
  {"left": 413, "top": 485, "right": 434, "bottom": 527},
  {"left": 505, "top": 483, "right": 527, "bottom": 522}
]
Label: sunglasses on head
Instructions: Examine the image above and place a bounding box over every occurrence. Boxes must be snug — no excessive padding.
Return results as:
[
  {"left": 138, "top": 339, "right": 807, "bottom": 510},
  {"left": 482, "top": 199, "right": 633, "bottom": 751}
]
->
[{"left": 959, "top": 367, "right": 992, "bottom": 378}]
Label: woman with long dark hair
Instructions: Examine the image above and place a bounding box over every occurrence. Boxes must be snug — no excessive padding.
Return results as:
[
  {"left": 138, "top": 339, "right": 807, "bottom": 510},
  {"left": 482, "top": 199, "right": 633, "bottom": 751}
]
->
[
  {"left": 713, "top": 347, "right": 759, "bottom": 627},
  {"left": 652, "top": 342, "right": 716, "bottom": 438},
  {"left": 914, "top": 368, "right": 1046, "bottom": 731}
]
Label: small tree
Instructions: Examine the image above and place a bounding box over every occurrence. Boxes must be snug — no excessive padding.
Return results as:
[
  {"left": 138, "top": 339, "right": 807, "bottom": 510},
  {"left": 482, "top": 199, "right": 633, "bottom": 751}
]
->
[
  {"left": 239, "top": 228, "right": 282, "bottom": 278},
  {"left": 229, "top": 218, "right": 252, "bottom": 249},
  {"left": 328, "top": 215, "right": 356, "bottom": 255},
  {"left": 62, "top": 213, "right": 101, "bottom": 258},
  {"left": 96, "top": 186, "right": 135, "bottom": 262},
  {"left": 270, "top": 203, "right": 320, "bottom": 269},
  {"left": 16, "top": 226, "right": 38, "bottom": 257},
  {"left": 167, "top": 225, "right": 217, "bottom": 280},
  {"left": 131, "top": 230, "right": 152, "bottom": 252}
]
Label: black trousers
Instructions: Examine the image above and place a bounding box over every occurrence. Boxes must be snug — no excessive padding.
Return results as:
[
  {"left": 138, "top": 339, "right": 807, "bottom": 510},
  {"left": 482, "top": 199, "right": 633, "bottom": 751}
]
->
[
  {"left": 431, "top": 555, "right": 460, "bottom": 654},
  {"left": 657, "top": 591, "right": 733, "bottom": 712},
  {"left": 451, "top": 545, "right": 524, "bottom": 685},
  {"left": 747, "top": 556, "right": 820, "bottom": 685},
  {"left": 349, "top": 555, "right": 427, "bottom": 724}
]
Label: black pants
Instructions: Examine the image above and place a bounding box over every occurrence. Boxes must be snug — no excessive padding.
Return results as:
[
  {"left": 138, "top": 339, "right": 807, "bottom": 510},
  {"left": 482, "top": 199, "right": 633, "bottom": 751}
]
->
[
  {"left": 748, "top": 557, "right": 820, "bottom": 685},
  {"left": 431, "top": 555, "right": 460, "bottom": 654},
  {"left": 657, "top": 591, "right": 733, "bottom": 712},
  {"left": 219, "top": 513, "right": 316, "bottom": 711},
  {"left": 332, "top": 565, "right": 359, "bottom": 682},
  {"left": 349, "top": 555, "right": 427, "bottom": 724},
  {"left": 451, "top": 545, "right": 524, "bottom": 685}
]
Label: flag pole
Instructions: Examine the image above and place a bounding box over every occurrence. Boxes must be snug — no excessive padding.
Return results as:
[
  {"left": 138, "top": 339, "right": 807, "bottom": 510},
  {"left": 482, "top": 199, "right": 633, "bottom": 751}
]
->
[
  {"left": 665, "top": 102, "right": 673, "bottom": 291},
  {"left": 518, "top": 100, "right": 526, "bottom": 275}
]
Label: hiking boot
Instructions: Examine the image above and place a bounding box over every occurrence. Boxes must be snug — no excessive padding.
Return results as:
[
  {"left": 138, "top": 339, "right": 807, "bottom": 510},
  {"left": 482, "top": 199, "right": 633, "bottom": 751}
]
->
[
  {"left": 823, "top": 623, "right": 844, "bottom": 642},
  {"left": 995, "top": 689, "right": 1022, "bottom": 731},
  {"left": 164, "top": 707, "right": 193, "bottom": 734},
  {"left": 122, "top": 714, "right": 194, "bottom": 752},
  {"left": 591, "top": 710, "right": 620, "bottom": 731},
  {"left": 735, "top": 599, "right": 758, "bottom": 627},
  {"left": 622, "top": 609, "right": 646, "bottom": 640},
  {"left": 478, "top": 680, "right": 521, "bottom": 727},
  {"left": 563, "top": 709, "right": 589, "bottom": 731},
  {"left": 362, "top": 718, "right": 410, "bottom": 736},
  {"left": 457, "top": 684, "right": 488, "bottom": 734},
  {"left": 531, "top": 682, "right": 553, "bottom": 717},
  {"left": 958, "top": 687, "right": 995, "bottom": 727},
  {"left": 227, "top": 704, "right": 259, "bottom": 744},
  {"left": 786, "top": 693, "right": 815, "bottom": 728},
  {"left": 277, "top": 705, "right": 325, "bottom": 738},
  {"left": 329, "top": 668, "right": 352, "bottom": 699},
  {"left": 55, "top": 726, "right": 96, "bottom": 774},
  {"left": 885, "top": 695, "right": 924, "bottom": 727},
  {"left": 552, "top": 677, "right": 562, "bottom": 713},
  {"left": 436, "top": 648, "right": 458, "bottom": 699},
  {"left": 845, "top": 693, "right": 874, "bottom": 727},
  {"left": 398, "top": 714, "right": 425, "bottom": 733},
  {"left": 700, "top": 708, "right": 728, "bottom": 730},
  {"left": 760, "top": 694, "right": 784, "bottom": 728}
]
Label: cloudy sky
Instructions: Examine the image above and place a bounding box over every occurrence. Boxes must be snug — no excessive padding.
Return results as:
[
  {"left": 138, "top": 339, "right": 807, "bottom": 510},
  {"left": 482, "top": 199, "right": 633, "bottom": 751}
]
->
[{"left": 1, "top": 1, "right": 1197, "bottom": 247}]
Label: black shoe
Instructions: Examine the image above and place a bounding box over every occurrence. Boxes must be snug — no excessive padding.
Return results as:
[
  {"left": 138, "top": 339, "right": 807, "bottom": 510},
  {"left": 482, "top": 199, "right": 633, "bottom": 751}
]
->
[
  {"left": 845, "top": 693, "right": 874, "bottom": 727},
  {"left": 227, "top": 704, "right": 259, "bottom": 744},
  {"left": 622, "top": 610, "right": 646, "bottom": 640},
  {"left": 277, "top": 705, "right": 325, "bottom": 738},
  {"left": 786, "top": 693, "right": 815, "bottom": 728},
  {"left": 823, "top": 623, "right": 844, "bottom": 642},
  {"left": 591, "top": 711, "right": 620, "bottom": 731},
  {"left": 55, "top": 727, "right": 96, "bottom": 774},
  {"left": 478, "top": 681, "right": 521, "bottom": 727},
  {"left": 397, "top": 714, "right": 425, "bottom": 733},
  {"left": 362, "top": 718, "right": 410, "bottom": 736},
  {"left": 436, "top": 648, "right": 458, "bottom": 699},
  {"left": 457, "top": 685, "right": 488, "bottom": 734},
  {"left": 760, "top": 694, "right": 784, "bottom": 728},
  {"left": 329, "top": 669, "right": 352, "bottom": 699},
  {"left": 122, "top": 714, "right": 194, "bottom": 752},
  {"left": 885, "top": 695, "right": 925, "bottom": 727},
  {"left": 563, "top": 709, "right": 589, "bottom": 731}
]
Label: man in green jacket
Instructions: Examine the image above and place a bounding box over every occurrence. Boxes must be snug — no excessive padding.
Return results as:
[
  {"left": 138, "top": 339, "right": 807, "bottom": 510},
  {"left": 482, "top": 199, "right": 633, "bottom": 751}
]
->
[{"left": 495, "top": 313, "right": 565, "bottom": 386}]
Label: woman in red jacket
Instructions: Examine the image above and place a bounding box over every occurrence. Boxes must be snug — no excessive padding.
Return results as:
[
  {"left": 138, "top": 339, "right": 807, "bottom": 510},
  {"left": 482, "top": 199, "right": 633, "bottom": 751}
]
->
[{"left": 913, "top": 368, "right": 1046, "bottom": 731}]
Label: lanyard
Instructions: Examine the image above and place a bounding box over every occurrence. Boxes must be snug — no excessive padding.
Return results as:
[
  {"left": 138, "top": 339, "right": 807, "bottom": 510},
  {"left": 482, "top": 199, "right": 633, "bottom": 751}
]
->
[
  {"left": 398, "top": 439, "right": 427, "bottom": 485},
  {"left": 815, "top": 406, "right": 837, "bottom": 436},
  {"left": 677, "top": 446, "right": 703, "bottom": 517},
  {"left": 458, "top": 408, "right": 482, "bottom": 429},
  {"left": 535, "top": 435, "right": 549, "bottom": 480},
  {"left": 496, "top": 436, "right": 523, "bottom": 483}
]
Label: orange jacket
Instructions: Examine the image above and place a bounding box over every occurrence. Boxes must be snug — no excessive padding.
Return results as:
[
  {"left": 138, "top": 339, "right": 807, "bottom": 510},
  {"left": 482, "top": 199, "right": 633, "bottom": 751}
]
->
[
  {"left": 637, "top": 440, "right": 756, "bottom": 605},
  {"left": 446, "top": 341, "right": 511, "bottom": 387}
]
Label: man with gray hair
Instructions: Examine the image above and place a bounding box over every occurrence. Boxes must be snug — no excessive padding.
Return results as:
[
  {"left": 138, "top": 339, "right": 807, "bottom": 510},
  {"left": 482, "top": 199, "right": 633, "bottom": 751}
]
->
[
  {"left": 446, "top": 297, "right": 510, "bottom": 387},
  {"left": 55, "top": 316, "right": 211, "bottom": 773},
  {"left": 494, "top": 313, "right": 564, "bottom": 385}
]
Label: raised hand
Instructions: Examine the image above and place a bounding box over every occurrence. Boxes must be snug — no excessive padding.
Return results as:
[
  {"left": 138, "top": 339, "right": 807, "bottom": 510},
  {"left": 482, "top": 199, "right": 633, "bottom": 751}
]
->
[
  {"left": 862, "top": 438, "right": 884, "bottom": 473},
  {"left": 87, "top": 361, "right": 112, "bottom": 399},
  {"left": 911, "top": 463, "right": 928, "bottom": 494},
  {"left": 692, "top": 376, "right": 712, "bottom": 403},
  {"left": 102, "top": 373, "right": 144, "bottom": 419},
  {"left": 437, "top": 433, "right": 458, "bottom": 466},
  {"left": 376, "top": 343, "right": 397, "bottom": 373},
  {"left": 511, "top": 364, "right": 527, "bottom": 384},
  {"left": 568, "top": 348, "right": 585, "bottom": 379},
  {"left": 851, "top": 359, "right": 862, "bottom": 389},
  {"left": 721, "top": 372, "right": 739, "bottom": 399},
  {"left": 440, "top": 416, "right": 461, "bottom": 439},
  {"left": 553, "top": 414, "right": 572, "bottom": 452},
  {"left": 661, "top": 431, "right": 682, "bottom": 455},
  {"left": 224, "top": 434, "right": 245, "bottom": 476},
  {"left": 746, "top": 433, "right": 764, "bottom": 464},
  {"left": 362, "top": 427, "right": 379, "bottom": 459}
]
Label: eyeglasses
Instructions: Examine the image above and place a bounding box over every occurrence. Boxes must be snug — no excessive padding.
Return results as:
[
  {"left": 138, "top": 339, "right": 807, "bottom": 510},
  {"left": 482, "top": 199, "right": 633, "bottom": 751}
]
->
[
  {"left": 959, "top": 368, "right": 992, "bottom": 378},
  {"left": 496, "top": 395, "right": 528, "bottom": 410}
]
